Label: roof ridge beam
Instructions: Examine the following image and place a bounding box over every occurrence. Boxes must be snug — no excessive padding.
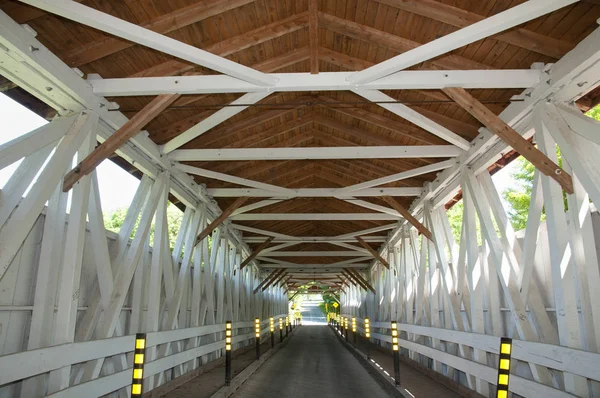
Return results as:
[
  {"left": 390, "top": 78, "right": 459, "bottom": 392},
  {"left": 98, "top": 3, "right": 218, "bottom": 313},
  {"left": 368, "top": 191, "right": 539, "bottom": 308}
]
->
[
  {"left": 347, "top": 0, "right": 577, "bottom": 84},
  {"left": 206, "top": 188, "right": 422, "bottom": 198}
]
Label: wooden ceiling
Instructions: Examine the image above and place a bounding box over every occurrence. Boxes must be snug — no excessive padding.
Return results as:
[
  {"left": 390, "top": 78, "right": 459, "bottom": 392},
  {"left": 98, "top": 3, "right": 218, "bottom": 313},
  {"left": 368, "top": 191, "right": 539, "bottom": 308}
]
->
[{"left": 2, "top": 0, "right": 600, "bottom": 284}]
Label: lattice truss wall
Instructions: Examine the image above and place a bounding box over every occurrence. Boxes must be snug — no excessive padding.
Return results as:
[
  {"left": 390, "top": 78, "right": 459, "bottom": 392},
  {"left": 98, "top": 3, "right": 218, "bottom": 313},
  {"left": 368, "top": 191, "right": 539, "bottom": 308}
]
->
[{"left": 0, "top": 0, "right": 600, "bottom": 397}]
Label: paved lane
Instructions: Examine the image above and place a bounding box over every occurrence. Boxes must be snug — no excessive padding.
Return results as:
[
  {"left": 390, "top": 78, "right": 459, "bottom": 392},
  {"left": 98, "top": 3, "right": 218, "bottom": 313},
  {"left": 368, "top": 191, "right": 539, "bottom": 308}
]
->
[{"left": 231, "top": 326, "right": 390, "bottom": 398}]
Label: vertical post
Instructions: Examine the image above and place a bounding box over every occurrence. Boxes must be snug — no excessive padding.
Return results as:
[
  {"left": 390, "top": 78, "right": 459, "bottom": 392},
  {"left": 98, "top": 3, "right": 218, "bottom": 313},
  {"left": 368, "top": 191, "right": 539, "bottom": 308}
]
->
[
  {"left": 364, "top": 318, "right": 371, "bottom": 360},
  {"left": 496, "top": 338, "right": 513, "bottom": 398},
  {"left": 352, "top": 317, "right": 357, "bottom": 345},
  {"left": 392, "top": 321, "right": 400, "bottom": 386},
  {"left": 279, "top": 317, "right": 283, "bottom": 342},
  {"left": 345, "top": 317, "right": 349, "bottom": 342},
  {"left": 255, "top": 318, "right": 261, "bottom": 360},
  {"left": 270, "top": 317, "right": 275, "bottom": 348},
  {"left": 225, "top": 321, "right": 232, "bottom": 386},
  {"left": 286, "top": 316, "right": 289, "bottom": 337},
  {"left": 131, "top": 333, "right": 146, "bottom": 397}
]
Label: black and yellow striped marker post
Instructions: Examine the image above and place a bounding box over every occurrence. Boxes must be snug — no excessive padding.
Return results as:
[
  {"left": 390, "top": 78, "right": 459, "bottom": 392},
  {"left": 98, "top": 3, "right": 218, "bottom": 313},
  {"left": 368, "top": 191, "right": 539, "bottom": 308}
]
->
[
  {"left": 131, "top": 333, "right": 146, "bottom": 397},
  {"left": 364, "top": 318, "right": 371, "bottom": 359},
  {"left": 279, "top": 317, "right": 283, "bottom": 343},
  {"left": 392, "top": 321, "right": 400, "bottom": 386},
  {"left": 344, "top": 317, "right": 349, "bottom": 342},
  {"left": 352, "top": 317, "right": 357, "bottom": 345},
  {"left": 225, "top": 321, "right": 232, "bottom": 386},
  {"left": 255, "top": 318, "right": 261, "bottom": 360},
  {"left": 496, "top": 337, "right": 513, "bottom": 398},
  {"left": 270, "top": 317, "right": 275, "bottom": 348},
  {"left": 286, "top": 316, "right": 290, "bottom": 337}
]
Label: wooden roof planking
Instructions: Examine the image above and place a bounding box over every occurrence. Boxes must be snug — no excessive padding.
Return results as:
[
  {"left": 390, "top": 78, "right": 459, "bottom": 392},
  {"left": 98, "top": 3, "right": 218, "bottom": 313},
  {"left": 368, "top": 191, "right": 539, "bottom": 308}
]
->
[{"left": 2, "top": 0, "right": 600, "bottom": 287}]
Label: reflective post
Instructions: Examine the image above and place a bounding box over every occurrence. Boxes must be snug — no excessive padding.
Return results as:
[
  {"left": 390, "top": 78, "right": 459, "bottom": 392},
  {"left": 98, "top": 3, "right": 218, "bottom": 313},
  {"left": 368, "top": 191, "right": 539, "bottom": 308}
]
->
[
  {"left": 131, "top": 333, "right": 146, "bottom": 397},
  {"left": 270, "top": 317, "right": 275, "bottom": 348},
  {"left": 225, "top": 321, "right": 232, "bottom": 386},
  {"left": 286, "top": 316, "right": 289, "bottom": 337},
  {"left": 496, "top": 338, "right": 513, "bottom": 398},
  {"left": 255, "top": 318, "right": 261, "bottom": 360},
  {"left": 392, "top": 321, "right": 400, "bottom": 386},
  {"left": 279, "top": 317, "right": 283, "bottom": 342},
  {"left": 344, "top": 317, "right": 348, "bottom": 342},
  {"left": 364, "top": 318, "right": 371, "bottom": 359},
  {"left": 352, "top": 317, "right": 357, "bottom": 345}
]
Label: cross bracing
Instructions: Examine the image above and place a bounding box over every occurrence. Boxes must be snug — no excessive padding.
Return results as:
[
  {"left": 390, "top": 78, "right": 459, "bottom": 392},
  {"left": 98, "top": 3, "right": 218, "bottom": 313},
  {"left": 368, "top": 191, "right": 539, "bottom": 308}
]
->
[{"left": 0, "top": 0, "right": 599, "bottom": 397}]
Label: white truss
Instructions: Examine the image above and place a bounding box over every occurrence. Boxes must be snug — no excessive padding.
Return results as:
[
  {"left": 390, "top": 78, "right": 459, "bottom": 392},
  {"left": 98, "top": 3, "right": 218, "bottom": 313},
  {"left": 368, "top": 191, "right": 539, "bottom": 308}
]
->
[{"left": 0, "top": 1, "right": 599, "bottom": 397}]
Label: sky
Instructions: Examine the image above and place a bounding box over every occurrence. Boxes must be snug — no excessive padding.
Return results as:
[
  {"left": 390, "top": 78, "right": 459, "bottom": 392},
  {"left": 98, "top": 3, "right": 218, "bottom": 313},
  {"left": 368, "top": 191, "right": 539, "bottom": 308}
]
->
[{"left": 0, "top": 93, "right": 139, "bottom": 213}]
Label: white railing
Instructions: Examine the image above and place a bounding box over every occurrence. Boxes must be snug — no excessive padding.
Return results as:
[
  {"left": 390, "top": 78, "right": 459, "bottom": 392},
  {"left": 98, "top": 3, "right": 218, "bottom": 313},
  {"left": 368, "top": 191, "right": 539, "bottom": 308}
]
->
[
  {"left": 0, "top": 315, "right": 287, "bottom": 397},
  {"left": 340, "top": 315, "right": 600, "bottom": 398}
]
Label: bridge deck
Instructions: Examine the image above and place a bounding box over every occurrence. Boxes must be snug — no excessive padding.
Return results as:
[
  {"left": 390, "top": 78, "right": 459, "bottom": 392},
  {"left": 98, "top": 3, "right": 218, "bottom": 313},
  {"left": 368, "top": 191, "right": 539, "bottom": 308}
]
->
[{"left": 165, "top": 325, "right": 462, "bottom": 397}]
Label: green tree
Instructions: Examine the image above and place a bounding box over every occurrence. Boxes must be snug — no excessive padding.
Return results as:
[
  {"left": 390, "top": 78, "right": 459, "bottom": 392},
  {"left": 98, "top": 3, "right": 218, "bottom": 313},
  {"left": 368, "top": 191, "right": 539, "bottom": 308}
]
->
[
  {"left": 501, "top": 105, "right": 600, "bottom": 231},
  {"left": 103, "top": 203, "right": 184, "bottom": 249}
]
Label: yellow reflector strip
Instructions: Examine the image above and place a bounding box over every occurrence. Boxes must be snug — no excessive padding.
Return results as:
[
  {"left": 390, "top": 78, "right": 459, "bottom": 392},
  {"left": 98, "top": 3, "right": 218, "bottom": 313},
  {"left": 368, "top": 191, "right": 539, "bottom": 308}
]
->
[
  {"left": 391, "top": 323, "right": 397, "bottom": 329},
  {"left": 366, "top": 333, "right": 370, "bottom": 337},
  {"left": 226, "top": 330, "right": 232, "bottom": 336},
  {"left": 133, "top": 368, "right": 143, "bottom": 379},
  {"left": 226, "top": 344, "right": 231, "bottom": 350},
  {"left": 134, "top": 354, "right": 144, "bottom": 365},
  {"left": 226, "top": 337, "right": 232, "bottom": 343},
  {"left": 501, "top": 343, "right": 512, "bottom": 355},
  {"left": 226, "top": 323, "right": 232, "bottom": 329},
  {"left": 497, "top": 390, "right": 507, "bottom": 398},
  {"left": 135, "top": 339, "right": 145, "bottom": 349},
  {"left": 132, "top": 384, "right": 142, "bottom": 395},
  {"left": 499, "top": 359, "right": 510, "bottom": 370},
  {"left": 393, "top": 344, "right": 399, "bottom": 351},
  {"left": 498, "top": 374, "right": 509, "bottom": 385},
  {"left": 392, "top": 330, "right": 398, "bottom": 337},
  {"left": 256, "top": 333, "right": 260, "bottom": 338}
]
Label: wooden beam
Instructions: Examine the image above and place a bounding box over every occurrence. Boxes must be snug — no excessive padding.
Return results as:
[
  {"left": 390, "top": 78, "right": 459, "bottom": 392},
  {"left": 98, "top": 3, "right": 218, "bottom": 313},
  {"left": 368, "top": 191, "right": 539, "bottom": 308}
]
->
[
  {"left": 62, "top": 94, "right": 178, "bottom": 191},
  {"left": 309, "top": 0, "right": 319, "bottom": 74},
  {"left": 341, "top": 269, "right": 368, "bottom": 291},
  {"left": 280, "top": 275, "right": 293, "bottom": 288},
  {"left": 373, "top": 0, "right": 574, "bottom": 59},
  {"left": 442, "top": 87, "right": 574, "bottom": 194},
  {"left": 381, "top": 196, "right": 433, "bottom": 241},
  {"left": 264, "top": 271, "right": 288, "bottom": 291},
  {"left": 253, "top": 269, "right": 284, "bottom": 294},
  {"left": 196, "top": 197, "right": 249, "bottom": 244},
  {"left": 355, "top": 236, "right": 390, "bottom": 269},
  {"left": 61, "top": 0, "right": 257, "bottom": 66},
  {"left": 239, "top": 237, "right": 275, "bottom": 270},
  {"left": 319, "top": 12, "right": 489, "bottom": 71},
  {"left": 346, "top": 268, "right": 376, "bottom": 294}
]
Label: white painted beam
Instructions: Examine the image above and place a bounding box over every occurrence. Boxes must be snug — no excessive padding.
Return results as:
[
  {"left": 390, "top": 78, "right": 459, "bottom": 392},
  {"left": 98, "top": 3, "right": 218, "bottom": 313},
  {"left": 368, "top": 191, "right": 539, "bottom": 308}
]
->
[
  {"left": 231, "top": 213, "right": 400, "bottom": 221},
  {"left": 169, "top": 146, "right": 461, "bottom": 161},
  {"left": 258, "top": 251, "right": 369, "bottom": 257},
  {"left": 18, "top": 0, "right": 276, "bottom": 86},
  {"left": 89, "top": 70, "right": 542, "bottom": 96},
  {"left": 346, "top": 0, "right": 577, "bottom": 84},
  {"left": 243, "top": 237, "right": 387, "bottom": 243},
  {"left": 208, "top": 187, "right": 422, "bottom": 197},
  {"left": 175, "top": 163, "right": 295, "bottom": 195},
  {"left": 336, "top": 159, "right": 456, "bottom": 194},
  {"left": 162, "top": 92, "right": 270, "bottom": 153},
  {"left": 342, "top": 198, "right": 400, "bottom": 217},
  {"left": 354, "top": 89, "right": 470, "bottom": 150},
  {"left": 232, "top": 199, "right": 284, "bottom": 215}
]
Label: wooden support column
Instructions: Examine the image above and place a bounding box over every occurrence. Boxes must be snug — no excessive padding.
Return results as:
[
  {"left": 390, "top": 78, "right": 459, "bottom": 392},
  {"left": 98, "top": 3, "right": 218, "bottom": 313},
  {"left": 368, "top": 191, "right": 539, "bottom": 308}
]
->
[
  {"left": 240, "top": 237, "right": 274, "bottom": 270},
  {"left": 442, "top": 87, "right": 574, "bottom": 194},
  {"left": 381, "top": 196, "right": 433, "bottom": 241},
  {"left": 309, "top": 0, "right": 319, "bottom": 74},
  {"left": 63, "top": 94, "right": 179, "bottom": 191},
  {"left": 345, "top": 268, "right": 376, "bottom": 293},
  {"left": 356, "top": 236, "right": 391, "bottom": 268},
  {"left": 196, "top": 197, "right": 249, "bottom": 244},
  {"left": 253, "top": 269, "right": 284, "bottom": 294}
]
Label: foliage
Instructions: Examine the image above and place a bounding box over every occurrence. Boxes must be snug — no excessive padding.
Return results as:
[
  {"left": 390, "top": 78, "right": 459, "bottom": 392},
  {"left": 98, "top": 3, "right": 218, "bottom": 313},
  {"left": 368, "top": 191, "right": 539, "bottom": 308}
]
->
[
  {"left": 447, "top": 201, "right": 464, "bottom": 244},
  {"left": 502, "top": 156, "right": 540, "bottom": 231},
  {"left": 319, "top": 291, "right": 340, "bottom": 315},
  {"left": 588, "top": 104, "right": 600, "bottom": 122},
  {"left": 103, "top": 203, "right": 184, "bottom": 249}
]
